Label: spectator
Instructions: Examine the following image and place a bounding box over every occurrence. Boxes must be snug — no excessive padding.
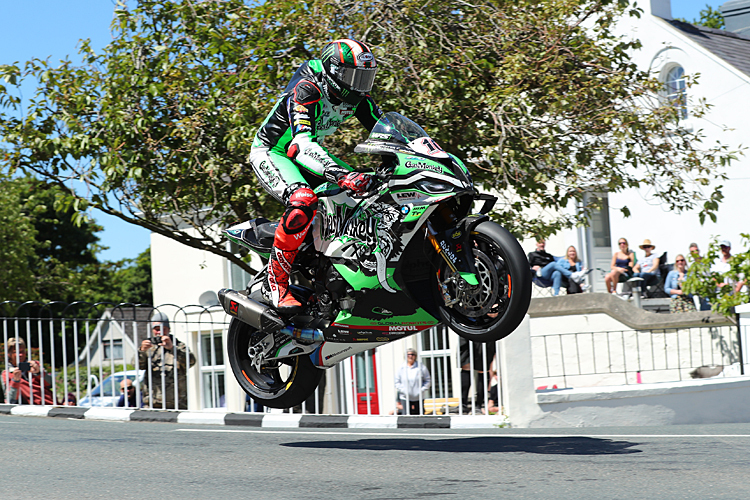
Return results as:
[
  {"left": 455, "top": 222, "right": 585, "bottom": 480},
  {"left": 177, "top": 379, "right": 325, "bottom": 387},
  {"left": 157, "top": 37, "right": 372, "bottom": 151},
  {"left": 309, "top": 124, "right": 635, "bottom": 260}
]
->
[
  {"left": 486, "top": 368, "right": 500, "bottom": 415},
  {"left": 605, "top": 237, "right": 635, "bottom": 294},
  {"left": 529, "top": 240, "right": 589, "bottom": 295},
  {"left": 64, "top": 392, "right": 77, "bottom": 406},
  {"left": 634, "top": 239, "right": 660, "bottom": 288},
  {"left": 460, "top": 337, "right": 496, "bottom": 414},
  {"left": 688, "top": 242, "right": 711, "bottom": 310},
  {"left": 549, "top": 245, "right": 590, "bottom": 296},
  {"left": 394, "top": 347, "right": 431, "bottom": 415},
  {"left": 139, "top": 311, "right": 196, "bottom": 410},
  {"left": 689, "top": 242, "right": 702, "bottom": 263},
  {"left": 710, "top": 240, "right": 746, "bottom": 294},
  {"left": 1, "top": 337, "right": 55, "bottom": 405},
  {"left": 665, "top": 254, "right": 696, "bottom": 313},
  {"left": 116, "top": 378, "right": 142, "bottom": 408},
  {"left": 527, "top": 239, "right": 555, "bottom": 276}
]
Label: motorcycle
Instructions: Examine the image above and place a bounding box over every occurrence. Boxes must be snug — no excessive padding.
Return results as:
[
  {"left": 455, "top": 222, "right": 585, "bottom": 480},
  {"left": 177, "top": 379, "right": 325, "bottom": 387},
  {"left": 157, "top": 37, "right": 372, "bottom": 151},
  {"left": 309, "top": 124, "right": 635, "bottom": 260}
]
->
[{"left": 218, "top": 112, "right": 531, "bottom": 409}]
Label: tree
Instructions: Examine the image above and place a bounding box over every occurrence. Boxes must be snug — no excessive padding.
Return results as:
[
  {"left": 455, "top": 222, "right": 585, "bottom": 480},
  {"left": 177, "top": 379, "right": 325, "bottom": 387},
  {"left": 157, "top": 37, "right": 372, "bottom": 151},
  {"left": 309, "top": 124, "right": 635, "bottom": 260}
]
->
[
  {"left": 0, "top": 0, "right": 738, "bottom": 273},
  {"left": 684, "top": 237, "right": 750, "bottom": 317},
  {"left": 0, "top": 175, "right": 38, "bottom": 301},
  {"left": 678, "top": 5, "right": 725, "bottom": 29}
]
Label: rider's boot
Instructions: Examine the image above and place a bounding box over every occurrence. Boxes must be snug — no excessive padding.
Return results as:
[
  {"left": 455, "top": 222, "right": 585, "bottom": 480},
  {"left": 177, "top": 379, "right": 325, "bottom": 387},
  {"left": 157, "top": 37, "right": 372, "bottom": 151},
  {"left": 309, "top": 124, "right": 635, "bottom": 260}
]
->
[
  {"left": 265, "top": 245, "right": 303, "bottom": 311},
  {"left": 263, "top": 185, "right": 318, "bottom": 312}
]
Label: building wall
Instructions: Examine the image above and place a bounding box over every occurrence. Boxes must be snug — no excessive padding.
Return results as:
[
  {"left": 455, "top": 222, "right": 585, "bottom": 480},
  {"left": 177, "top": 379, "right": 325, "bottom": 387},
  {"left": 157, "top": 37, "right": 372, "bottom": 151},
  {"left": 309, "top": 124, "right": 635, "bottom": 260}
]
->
[{"left": 609, "top": 5, "right": 750, "bottom": 265}]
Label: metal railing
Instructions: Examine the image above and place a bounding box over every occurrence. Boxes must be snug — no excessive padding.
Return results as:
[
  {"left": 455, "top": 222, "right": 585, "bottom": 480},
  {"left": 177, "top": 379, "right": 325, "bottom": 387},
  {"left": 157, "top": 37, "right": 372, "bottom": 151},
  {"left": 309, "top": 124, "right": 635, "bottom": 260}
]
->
[
  {"left": 531, "top": 324, "right": 743, "bottom": 389},
  {"left": 0, "top": 302, "right": 503, "bottom": 417}
]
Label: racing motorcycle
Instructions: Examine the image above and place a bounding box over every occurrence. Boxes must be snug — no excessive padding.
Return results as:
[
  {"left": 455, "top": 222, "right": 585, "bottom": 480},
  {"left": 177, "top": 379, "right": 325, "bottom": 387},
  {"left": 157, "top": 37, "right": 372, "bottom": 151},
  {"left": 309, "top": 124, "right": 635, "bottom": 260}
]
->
[{"left": 218, "top": 112, "right": 531, "bottom": 408}]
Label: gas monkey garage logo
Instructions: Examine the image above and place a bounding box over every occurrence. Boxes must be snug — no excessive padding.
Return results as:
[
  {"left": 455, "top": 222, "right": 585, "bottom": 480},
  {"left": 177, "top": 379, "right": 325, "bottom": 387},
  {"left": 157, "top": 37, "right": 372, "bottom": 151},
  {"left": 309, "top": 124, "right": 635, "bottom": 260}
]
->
[{"left": 321, "top": 202, "right": 403, "bottom": 292}]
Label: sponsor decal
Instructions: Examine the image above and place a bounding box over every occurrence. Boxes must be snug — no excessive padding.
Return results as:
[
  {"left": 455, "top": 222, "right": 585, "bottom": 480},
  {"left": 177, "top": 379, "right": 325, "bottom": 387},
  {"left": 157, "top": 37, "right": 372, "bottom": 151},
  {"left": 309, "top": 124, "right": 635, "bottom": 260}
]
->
[
  {"left": 358, "top": 52, "right": 374, "bottom": 62},
  {"left": 320, "top": 201, "right": 404, "bottom": 291},
  {"left": 396, "top": 191, "right": 419, "bottom": 201},
  {"left": 294, "top": 119, "right": 311, "bottom": 126},
  {"left": 404, "top": 160, "right": 443, "bottom": 174},
  {"left": 257, "top": 160, "right": 281, "bottom": 188},
  {"left": 229, "top": 301, "right": 239, "bottom": 315},
  {"left": 452, "top": 230, "right": 462, "bottom": 239},
  {"left": 227, "top": 229, "right": 242, "bottom": 237},
  {"left": 337, "top": 329, "right": 350, "bottom": 335},
  {"left": 325, "top": 346, "right": 352, "bottom": 360},
  {"left": 372, "top": 307, "right": 393, "bottom": 316},
  {"left": 389, "top": 325, "right": 418, "bottom": 332},
  {"left": 294, "top": 104, "right": 308, "bottom": 113},
  {"left": 455, "top": 243, "right": 463, "bottom": 252},
  {"left": 400, "top": 205, "right": 410, "bottom": 215},
  {"left": 403, "top": 204, "right": 428, "bottom": 222},
  {"left": 371, "top": 132, "right": 392, "bottom": 141},
  {"left": 376, "top": 337, "right": 389, "bottom": 342},
  {"left": 439, "top": 239, "right": 458, "bottom": 264}
]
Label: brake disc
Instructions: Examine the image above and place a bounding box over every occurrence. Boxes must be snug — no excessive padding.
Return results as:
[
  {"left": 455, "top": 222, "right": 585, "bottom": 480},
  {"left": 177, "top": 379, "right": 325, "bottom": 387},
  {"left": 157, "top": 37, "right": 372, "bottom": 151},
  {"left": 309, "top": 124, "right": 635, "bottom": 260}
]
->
[{"left": 441, "top": 249, "right": 500, "bottom": 318}]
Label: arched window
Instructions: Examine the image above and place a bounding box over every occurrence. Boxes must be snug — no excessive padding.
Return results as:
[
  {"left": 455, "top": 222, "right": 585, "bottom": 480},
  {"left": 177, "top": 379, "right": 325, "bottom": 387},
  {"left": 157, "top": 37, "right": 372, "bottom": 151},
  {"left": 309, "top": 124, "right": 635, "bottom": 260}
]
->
[{"left": 665, "top": 65, "right": 687, "bottom": 120}]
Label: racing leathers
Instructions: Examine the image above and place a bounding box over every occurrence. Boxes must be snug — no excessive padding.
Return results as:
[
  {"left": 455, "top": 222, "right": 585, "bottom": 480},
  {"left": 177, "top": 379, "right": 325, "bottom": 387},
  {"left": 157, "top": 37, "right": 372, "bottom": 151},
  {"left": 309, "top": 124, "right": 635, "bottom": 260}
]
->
[{"left": 250, "top": 59, "right": 383, "bottom": 310}]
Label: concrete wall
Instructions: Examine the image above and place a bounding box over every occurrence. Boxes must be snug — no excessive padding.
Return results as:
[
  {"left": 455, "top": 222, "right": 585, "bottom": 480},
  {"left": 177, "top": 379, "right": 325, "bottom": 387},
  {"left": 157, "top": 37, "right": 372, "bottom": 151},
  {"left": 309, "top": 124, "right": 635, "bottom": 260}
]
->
[{"left": 502, "top": 313, "right": 750, "bottom": 428}]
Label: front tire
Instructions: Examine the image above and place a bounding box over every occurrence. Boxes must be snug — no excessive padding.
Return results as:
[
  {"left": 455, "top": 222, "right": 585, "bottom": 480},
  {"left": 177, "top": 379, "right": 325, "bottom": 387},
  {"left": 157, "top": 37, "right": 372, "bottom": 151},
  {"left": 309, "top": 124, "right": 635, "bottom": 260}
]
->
[
  {"left": 227, "top": 319, "right": 323, "bottom": 409},
  {"left": 433, "top": 221, "right": 532, "bottom": 342}
]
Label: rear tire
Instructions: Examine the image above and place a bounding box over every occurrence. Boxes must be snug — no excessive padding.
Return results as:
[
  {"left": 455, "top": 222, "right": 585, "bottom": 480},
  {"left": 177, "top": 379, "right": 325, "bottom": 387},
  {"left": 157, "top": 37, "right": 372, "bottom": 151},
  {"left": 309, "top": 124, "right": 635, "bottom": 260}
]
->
[
  {"left": 227, "top": 319, "right": 323, "bottom": 409},
  {"left": 433, "top": 221, "right": 531, "bottom": 342}
]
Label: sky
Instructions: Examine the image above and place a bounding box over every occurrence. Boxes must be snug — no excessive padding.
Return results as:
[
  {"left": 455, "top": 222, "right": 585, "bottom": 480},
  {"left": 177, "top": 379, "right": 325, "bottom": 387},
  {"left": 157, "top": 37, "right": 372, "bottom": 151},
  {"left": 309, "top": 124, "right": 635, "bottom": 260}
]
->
[{"left": 0, "top": 0, "right": 730, "bottom": 262}]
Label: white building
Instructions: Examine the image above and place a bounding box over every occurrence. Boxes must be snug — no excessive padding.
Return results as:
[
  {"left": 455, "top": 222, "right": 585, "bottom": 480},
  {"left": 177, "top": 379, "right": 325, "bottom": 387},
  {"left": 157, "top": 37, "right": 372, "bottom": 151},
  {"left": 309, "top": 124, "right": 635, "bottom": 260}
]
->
[{"left": 530, "top": 0, "right": 750, "bottom": 293}]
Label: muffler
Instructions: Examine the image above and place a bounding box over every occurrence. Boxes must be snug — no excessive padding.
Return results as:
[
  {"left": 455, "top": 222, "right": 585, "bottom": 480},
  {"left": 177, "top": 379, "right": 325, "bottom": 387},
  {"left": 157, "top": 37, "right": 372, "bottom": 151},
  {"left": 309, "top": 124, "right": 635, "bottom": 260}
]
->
[{"left": 218, "top": 288, "right": 285, "bottom": 332}]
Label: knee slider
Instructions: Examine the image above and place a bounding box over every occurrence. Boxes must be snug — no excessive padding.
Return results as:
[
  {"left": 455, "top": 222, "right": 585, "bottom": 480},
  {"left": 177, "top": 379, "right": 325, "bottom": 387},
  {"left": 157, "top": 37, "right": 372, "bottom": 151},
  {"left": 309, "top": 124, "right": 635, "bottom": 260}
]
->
[{"left": 281, "top": 187, "right": 318, "bottom": 235}]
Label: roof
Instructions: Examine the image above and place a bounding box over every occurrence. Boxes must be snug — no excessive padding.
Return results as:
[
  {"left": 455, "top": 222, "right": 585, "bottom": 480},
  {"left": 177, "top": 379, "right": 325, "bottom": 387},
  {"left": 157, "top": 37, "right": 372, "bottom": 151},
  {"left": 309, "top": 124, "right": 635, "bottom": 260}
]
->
[
  {"left": 103, "top": 306, "right": 155, "bottom": 344},
  {"left": 665, "top": 19, "right": 750, "bottom": 77}
]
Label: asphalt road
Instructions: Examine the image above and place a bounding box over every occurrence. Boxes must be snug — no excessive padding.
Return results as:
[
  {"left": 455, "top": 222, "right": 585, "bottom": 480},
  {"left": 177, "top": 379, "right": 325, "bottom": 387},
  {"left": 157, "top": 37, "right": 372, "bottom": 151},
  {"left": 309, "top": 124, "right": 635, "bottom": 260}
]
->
[{"left": 2, "top": 415, "right": 750, "bottom": 499}]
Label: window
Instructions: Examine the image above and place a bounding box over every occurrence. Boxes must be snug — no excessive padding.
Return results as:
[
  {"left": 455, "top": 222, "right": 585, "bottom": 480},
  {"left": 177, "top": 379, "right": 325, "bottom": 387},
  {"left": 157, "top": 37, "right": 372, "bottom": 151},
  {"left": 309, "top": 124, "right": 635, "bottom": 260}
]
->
[
  {"left": 590, "top": 196, "right": 611, "bottom": 248},
  {"left": 200, "top": 331, "right": 225, "bottom": 408},
  {"left": 103, "top": 340, "right": 123, "bottom": 360},
  {"left": 665, "top": 65, "right": 687, "bottom": 120}
]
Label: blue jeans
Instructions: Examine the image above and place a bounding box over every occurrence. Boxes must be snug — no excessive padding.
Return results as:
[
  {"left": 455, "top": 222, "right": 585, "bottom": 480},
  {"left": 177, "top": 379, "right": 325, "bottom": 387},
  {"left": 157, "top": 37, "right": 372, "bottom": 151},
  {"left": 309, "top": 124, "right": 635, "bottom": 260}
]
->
[{"left": 540, "top": 261, "right": 575, "bottom": 296}]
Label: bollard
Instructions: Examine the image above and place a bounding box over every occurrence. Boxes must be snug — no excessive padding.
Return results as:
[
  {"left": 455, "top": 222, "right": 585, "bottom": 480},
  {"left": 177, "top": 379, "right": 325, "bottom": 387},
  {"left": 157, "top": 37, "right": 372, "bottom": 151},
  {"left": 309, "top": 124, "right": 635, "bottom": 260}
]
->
[{"left": 627, "top": 277, "right": 644, "bottom": 309}]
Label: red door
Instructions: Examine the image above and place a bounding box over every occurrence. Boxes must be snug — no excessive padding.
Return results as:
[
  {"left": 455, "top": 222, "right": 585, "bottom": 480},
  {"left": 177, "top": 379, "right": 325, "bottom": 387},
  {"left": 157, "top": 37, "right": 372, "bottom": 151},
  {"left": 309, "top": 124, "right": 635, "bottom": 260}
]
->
[{"left": 353, "top": 349, "right": 379, "bottom": 414}]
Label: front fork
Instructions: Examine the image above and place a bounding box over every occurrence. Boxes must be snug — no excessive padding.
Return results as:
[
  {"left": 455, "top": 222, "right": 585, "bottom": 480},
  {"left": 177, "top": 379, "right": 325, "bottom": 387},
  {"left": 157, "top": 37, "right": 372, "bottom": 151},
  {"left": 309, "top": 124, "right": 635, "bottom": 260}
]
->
[{"left": 426, "top": 213, "right": 490, "bottom": 289}]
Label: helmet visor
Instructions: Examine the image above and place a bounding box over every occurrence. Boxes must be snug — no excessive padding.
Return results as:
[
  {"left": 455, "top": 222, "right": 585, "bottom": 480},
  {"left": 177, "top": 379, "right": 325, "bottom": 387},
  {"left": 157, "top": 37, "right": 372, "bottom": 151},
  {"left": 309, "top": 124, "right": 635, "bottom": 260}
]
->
[{"left": 334, "top": 66, "right": 378, "bottom": 93}]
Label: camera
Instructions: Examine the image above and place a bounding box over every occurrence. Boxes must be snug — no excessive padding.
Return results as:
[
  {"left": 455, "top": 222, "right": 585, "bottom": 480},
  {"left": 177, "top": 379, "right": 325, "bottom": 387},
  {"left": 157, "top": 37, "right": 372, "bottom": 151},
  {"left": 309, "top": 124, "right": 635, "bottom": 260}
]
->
[
  {"left": 18, "top": 361, "right": 31, "bottom": 374},
  {"left": 149, "top": 336, "right": 164, "bottom": 345}
]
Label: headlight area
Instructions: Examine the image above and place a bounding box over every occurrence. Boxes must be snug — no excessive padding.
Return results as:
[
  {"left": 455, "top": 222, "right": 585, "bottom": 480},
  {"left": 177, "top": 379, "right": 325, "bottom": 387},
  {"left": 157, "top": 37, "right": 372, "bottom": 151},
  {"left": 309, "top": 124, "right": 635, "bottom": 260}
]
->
[{"left": 414, "top": 179, "right": 455, "bottom": 194}]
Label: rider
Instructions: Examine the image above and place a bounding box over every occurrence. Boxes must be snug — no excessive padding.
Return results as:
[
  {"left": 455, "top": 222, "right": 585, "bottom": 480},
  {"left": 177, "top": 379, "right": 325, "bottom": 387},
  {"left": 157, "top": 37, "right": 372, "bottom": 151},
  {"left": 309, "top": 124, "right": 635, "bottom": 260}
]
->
[{"left": 250, "top": 38, "right": 384, "bottom": 312}]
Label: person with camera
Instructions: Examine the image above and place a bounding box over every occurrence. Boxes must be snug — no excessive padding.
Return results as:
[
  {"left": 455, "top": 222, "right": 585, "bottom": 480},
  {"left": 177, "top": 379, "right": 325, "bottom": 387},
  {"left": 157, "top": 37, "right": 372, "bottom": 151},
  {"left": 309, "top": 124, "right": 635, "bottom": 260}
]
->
[
  {"left": 138, "top": 311, "right": 196, "bottom": 410},
  {"left": 1, "top": 337, "right": 55, "bottom": 405}
]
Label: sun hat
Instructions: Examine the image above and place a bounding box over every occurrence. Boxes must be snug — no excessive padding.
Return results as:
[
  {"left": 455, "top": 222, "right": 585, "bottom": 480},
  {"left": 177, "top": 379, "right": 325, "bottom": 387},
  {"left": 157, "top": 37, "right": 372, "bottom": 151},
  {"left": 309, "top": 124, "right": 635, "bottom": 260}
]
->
[{"left": 639, "top": 239, "right": 655, "bottom": 250}]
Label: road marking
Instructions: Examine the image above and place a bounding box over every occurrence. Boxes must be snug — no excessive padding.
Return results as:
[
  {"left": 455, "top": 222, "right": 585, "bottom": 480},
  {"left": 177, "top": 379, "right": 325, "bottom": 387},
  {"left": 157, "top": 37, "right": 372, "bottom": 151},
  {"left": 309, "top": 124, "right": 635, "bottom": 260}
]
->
[{"left": 175, "top": 429, "right": 750, "bottom": 439}]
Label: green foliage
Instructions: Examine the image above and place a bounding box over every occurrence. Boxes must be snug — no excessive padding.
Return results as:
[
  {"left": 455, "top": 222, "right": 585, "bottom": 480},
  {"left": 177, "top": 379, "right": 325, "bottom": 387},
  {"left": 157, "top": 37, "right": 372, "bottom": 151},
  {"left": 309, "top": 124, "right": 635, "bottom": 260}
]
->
[
  {"left": 678, "top": 5, "right": 726, "bottom": 29},
  {"left": 0, "top": 175, "right": 152, "bottom": 303},
  {"left": 0, "top": 0, "right": 739, "bottom": 271},
  {"left": 683, "top": 236, "right": 749, "bottom": 317}
]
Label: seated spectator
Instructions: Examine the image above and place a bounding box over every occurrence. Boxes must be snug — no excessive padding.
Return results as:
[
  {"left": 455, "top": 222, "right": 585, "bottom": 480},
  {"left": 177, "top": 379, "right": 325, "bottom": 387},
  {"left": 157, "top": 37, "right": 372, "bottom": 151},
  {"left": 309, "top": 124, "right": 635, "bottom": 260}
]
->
[
  {"left": 689, "top": 242, "right": 701, "bottom": 263},
  {"left": 665, "top": 254, "right": 696, "bottom": 313},
  {"left": 605, "top": 238, "right": 635, "bottom": 294},
  {"left": 548, "top": 245, "right": 590, "bottom": 296},
  {"left": 634, "top": 239, "right": 660, "bottom": 287},
  {"left": 1, "top": 337, "right": 55, "bottom": 405},
  {"left": 527, "top": 239, "right": 555, "bottom": 277}
]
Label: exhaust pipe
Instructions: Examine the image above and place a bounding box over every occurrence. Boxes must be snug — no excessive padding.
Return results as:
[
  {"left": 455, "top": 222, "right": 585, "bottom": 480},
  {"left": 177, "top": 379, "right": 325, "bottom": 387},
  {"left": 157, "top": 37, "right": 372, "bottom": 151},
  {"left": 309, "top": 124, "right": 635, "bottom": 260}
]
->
[{"left": 218, "top": 288, "right": 285, "bottom": 333}]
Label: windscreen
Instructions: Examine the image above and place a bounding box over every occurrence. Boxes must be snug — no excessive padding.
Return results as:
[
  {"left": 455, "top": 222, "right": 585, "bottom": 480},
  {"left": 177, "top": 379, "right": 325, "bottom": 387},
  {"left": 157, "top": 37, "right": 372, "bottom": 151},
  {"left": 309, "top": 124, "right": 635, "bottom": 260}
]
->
[{"left": 368, "top": 112, "right": 430, "bottom": 145}]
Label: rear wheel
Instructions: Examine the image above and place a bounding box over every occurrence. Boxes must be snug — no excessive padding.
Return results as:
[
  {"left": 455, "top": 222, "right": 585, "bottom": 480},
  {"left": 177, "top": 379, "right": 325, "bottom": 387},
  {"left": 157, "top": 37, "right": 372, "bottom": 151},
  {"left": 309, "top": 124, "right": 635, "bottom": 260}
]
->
[
  {"left": 433, "top": 221, "right": 531, "bottom": 342},
  {"left": 227, "top": 319, "right": 323, "bottom": 409}
]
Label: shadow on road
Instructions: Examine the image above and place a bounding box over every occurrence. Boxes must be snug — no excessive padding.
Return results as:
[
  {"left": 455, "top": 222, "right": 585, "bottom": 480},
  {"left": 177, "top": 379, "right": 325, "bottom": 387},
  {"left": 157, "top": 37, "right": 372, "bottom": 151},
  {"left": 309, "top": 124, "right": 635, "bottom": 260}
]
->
[{"left": 281, "top": 436, "right": 642, "bottom": 455}]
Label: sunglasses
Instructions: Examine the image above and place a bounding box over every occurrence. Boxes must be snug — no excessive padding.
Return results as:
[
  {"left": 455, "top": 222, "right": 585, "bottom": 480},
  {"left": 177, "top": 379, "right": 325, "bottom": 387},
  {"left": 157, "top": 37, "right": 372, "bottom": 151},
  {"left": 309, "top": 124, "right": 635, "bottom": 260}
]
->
[
  {"left": 618, "top": 242, "right": 628, "bottom": 245},
  {"left": 643, "top": 245, "right": 653, "bottom": 249},
  {"left": 675, "top": 259, "right": 686, "bottom": 263}
]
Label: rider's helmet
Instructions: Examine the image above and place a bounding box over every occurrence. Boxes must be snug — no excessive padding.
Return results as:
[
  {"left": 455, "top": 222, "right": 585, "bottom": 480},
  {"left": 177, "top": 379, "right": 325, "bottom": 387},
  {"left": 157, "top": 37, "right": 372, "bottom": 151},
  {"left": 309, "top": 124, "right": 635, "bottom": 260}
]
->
[{"left": 320, "top": 39, "right": 378, "bottom": 105}]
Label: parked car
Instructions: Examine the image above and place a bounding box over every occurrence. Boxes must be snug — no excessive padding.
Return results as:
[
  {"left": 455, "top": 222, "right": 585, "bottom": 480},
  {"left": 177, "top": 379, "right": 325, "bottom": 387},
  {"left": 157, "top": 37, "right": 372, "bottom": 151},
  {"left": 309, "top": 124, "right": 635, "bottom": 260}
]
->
[{"left": 78, "top": 370, "right": 144, "bottom": 407}]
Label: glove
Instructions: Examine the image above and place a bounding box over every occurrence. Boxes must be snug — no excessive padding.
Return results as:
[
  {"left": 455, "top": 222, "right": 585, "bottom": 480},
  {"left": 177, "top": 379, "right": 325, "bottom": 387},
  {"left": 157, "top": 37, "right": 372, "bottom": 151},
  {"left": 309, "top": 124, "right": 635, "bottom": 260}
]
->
[{"left": 337, "top": 172, "right": 374, "bottom": 194}]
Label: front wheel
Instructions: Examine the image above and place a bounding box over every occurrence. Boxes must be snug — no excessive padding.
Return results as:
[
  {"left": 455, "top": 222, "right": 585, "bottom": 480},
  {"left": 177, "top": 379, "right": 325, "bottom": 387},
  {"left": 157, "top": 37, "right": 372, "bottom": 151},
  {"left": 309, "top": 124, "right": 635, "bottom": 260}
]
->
[
  {"left": 433, "top": 221, "right": 532, "bottom": 342},
  {"left": 227, "top": 319, "right": 323, "bottom": 409}
]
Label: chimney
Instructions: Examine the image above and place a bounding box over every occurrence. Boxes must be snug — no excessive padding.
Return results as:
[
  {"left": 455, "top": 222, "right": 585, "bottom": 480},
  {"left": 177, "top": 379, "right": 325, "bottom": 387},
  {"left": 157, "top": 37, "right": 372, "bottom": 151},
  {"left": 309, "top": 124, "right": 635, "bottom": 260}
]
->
[
  {"left": 721, "top": 0, "right": 750, "bottom": 34},
  {"left": 649, "top": 0, "right": 672, "bottom": 19}
]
